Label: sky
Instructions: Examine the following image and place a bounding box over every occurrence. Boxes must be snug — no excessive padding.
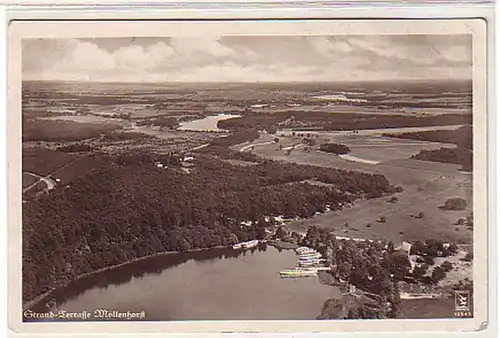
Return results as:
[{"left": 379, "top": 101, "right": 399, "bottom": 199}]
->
[{"left": 22, "top": 35, "right": 472, "bottom": 83}]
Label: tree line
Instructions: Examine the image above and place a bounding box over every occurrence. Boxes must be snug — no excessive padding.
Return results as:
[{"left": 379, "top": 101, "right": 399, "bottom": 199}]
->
[
  {"left": 319, "top": 143, "right": 351, "bottom": 155},
  {"left": 411, "top": 147, "right": 472, "bottom": 172},
  {"left": 383, "top": 125, "right": 472, "bottom": 150}
]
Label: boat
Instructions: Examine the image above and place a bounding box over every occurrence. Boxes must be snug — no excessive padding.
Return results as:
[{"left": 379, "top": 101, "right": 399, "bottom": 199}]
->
[
  {"left": 296, "top": 246, "right": 313, "bottom": 254},
  {"left": 242, "top": 240, "right": 259, "bottom": 249},
  {"left": 299, "top": 254, "right": 322, "bottom": 260},
  {"left": 297, "top": 261, "right": 321, "bottom": 267},
  {"left": 232, "top": 239, "right": 259, "bottom": 250},
  {"left": 298, "top": 248, "right": 320, "bottom": 254},
  {"left": 279, "top": 269, "right": 318, "bottom": 278},
  {"left": 232, "top": 243, "right": 244, "bottom": 250},
  {"left": 295, "top": 267, "right": 331, "bottom": 272}
]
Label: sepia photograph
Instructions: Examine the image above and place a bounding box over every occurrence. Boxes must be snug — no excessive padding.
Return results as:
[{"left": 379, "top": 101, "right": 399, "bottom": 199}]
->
[{"left": 7, "top": 19, "right": 489, "bottom": 333}]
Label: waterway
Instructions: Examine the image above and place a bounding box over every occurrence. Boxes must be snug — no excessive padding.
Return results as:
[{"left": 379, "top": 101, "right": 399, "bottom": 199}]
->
[{"left": 27, "top": 244, "right": 340, "bottom": 321}]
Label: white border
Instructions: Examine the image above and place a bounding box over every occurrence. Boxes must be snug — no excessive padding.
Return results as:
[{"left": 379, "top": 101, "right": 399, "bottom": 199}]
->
[{"left": 4, "top": 15, "right": 494, "bottom": 337}]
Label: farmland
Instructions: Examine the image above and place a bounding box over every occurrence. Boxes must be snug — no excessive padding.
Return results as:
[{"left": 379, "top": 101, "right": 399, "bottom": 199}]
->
[
  {"left": 22, "top": 80, "right": 473, "bottom": 242},
  {"left": 21, "top": 80, "right": 474, "bottom": 319}
]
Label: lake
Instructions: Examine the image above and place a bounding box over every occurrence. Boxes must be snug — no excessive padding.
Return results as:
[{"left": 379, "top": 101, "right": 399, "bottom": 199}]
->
[
  {"left": 178, "top": 114, "right": 241, "bottom": 132},
  {"left": 26, "top": 244, "right": 340, "bottom": 321}
]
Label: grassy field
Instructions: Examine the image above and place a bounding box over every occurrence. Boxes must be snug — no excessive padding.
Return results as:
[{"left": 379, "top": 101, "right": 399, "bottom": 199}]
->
[
  {"left": 245, "top": 132, "right": 473, "bottom": 245},
  {"left": 23, "top": 119, "right": 120, "bottom": 142}
]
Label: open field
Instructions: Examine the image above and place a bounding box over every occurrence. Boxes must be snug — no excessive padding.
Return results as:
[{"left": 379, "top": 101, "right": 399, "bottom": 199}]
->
[
  {"left": 241, "top": 131, "right": 472, "bottom": 245},
  {"left": 22, "top": 172, "right": 40, "bottom": 188},
  {"left": 23, "top": 119, "right": 120, "bottom": 142}
]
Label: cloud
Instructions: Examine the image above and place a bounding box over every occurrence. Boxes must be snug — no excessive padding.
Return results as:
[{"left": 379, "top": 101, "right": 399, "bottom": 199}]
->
[{"left": 22, "top": 35, "right": 472, "bottom": 82}]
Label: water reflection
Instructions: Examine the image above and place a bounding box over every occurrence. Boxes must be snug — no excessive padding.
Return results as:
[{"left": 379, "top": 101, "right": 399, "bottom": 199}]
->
[
  {"left": 29, "top": 244, "right": 267, "bottom": 313},
  {"left": 26, "top": 242, "right": 339, "bottom": 321}
]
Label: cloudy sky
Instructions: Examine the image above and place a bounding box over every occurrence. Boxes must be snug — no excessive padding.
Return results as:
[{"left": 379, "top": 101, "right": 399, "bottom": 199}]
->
[{"left": 22, "top": 35, "right": 472, "bottom": 83}]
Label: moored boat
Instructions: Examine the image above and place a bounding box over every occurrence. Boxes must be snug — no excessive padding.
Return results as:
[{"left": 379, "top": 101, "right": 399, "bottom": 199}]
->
[
  {"left": 279, "top": 269, "right": 318, "bottom": 278},
  {"left": 299, "top": 254, "right": 322, "bottom": 260},
  {"left": 232, "top": 239, "right": 259, "bottom": 250},
  {"left": 242, "top": 240, "right": 259, "bottom": 249},
  {"left": 296, "top": 246, "right": 313, "bottom": 254}
]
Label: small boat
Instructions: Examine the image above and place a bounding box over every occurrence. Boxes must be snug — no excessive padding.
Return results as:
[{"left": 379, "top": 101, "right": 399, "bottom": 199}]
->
[
  {"left": 297, "top": 261, "right": 319, "bottom": 266},
  {"left": 296, "top": 246, "right": 313, "bottom": 253},
  {"left": 232, "top": 243, "right": 244, "bottom": 250},
  {"left": 295, "top": 267, "right": 331, "bottom": 272},
  {"left": 242, "top": 240, "right": 259, "bottom": 249},
  {"left": 296, "top": 249, "right": 317, "bottom": 255},
  {"left": 279, "top": 269, "right": 318, "bottom": 278},
  {"left": 232, "top": 240, "right": 259, "bottom": 250},
  {"left": 299, "top": 254, "right": 322, "bottom": 260}
]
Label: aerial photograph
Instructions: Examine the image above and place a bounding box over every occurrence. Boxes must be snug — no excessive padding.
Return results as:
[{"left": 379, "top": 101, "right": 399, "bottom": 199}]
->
[{"left": 21, "top": 35, "right": 473, "bottom": 321}]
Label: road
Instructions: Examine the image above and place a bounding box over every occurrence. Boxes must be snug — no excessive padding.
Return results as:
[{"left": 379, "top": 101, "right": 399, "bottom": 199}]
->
[
  {"left": 23, "top": 172, "right": 57, "bottom": 193},
  {"left": 22, "top": 154, "right": 86, "bottom": 194}
]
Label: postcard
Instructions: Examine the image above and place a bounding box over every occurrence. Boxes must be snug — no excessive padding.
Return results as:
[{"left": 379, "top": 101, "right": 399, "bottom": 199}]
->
[{"left": 6, "top": 18, "right": 489, "bottom": 334}]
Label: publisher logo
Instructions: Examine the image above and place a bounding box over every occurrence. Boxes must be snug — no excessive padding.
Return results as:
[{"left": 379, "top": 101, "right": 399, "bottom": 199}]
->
[{"left": 454, "top": 290, "right": 472, "bottom": 317}]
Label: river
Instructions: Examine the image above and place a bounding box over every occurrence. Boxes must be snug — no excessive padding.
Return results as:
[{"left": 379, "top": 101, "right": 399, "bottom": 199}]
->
[{"left": 26, "top": 244, "right": 340, "bottom": 321}]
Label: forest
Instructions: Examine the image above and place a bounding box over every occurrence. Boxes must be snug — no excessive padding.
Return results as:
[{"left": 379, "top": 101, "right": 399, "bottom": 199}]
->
[
  {"left": 411, "top": 147, "right": 473, "bottom": 172},
  {"left": 22, "top": 153, "right": 400, "bottom": 304},
  {"left": 383, "top": 125, "right": 472, "bottom": 150},
  {"left": 217, "top": 112, "right": 472, "bottom": 132},
  {"left": 319, "top": 143, "right": 351, "bottom": 155},
  {"left": 22, "top": 119, "right": 118, "bottom": 142},
  {"left": 302, "top": 227, "right": 461, "bottom": 319},
  {"left": 300, "top": 226, "right": 403, "bottom": 319}
]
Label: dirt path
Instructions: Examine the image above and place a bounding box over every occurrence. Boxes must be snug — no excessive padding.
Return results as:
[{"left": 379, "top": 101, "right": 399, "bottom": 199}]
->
[
  {"left": 239, "top": 141, "right": 276, "bottom": 152},
  {"left": 22, "top": 172, "right": 56, "bottom": 193},
  {"left": 23, "top": 155, "right": 87, "bottom": 194}
]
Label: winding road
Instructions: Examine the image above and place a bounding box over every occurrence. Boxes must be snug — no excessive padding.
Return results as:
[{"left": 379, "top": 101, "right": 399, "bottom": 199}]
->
[{"left": 23, "top": 172, "right": 57, "bottom": 193}]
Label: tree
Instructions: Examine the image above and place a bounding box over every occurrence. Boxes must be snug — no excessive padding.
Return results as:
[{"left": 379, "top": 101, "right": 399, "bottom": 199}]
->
[
  {"left": 440, "top": 261, "right": 453, "bottom": 272},
  {"left": 442, "top": 198, "right": 467, "bottom": 211},
  {"left": 387, "top": 241, "right": 395, "bottom": 253},
  {"left": 388, "top": 252, "right": 411, "bottom": 280},
  {"left": 431, "top": 266, "right": 446, "bottom": 283},
  {"left": 319, "top": 143, "right": 351, "bottom": 155},
  {"left": 423, "top": 256, "right": 435, "bottom": 265},
  {"left": 412, "top": 265, "right": 428, "bottom": 279}
]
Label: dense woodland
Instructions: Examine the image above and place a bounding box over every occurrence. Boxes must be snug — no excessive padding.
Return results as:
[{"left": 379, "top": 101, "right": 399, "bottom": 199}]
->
[
  {"left": 22, "top": 119, "right": 117, "bottom": 142},
  {"left": 22, "top": 153, "right": 400, "bottom": 303},
  {"left": 303, "top": 227, "right": 461, "bottom": 319},
  {"left": 411, "top": 147, "right": 473, "bottom": 172},
  {"left": 301, "top": 226, "right": 403, "bottom": 318},
  {"left": 217, "top": 112, "right": 472, "bottom": 132},
  {"left": 383, "top": 125, "right": 472, "bottom": 150},
  {"left": 319, "top": 143, "right": 351, "bottom": 155},
  {"left": 56, "top": 144, "right": 94, "bottom": 153}
]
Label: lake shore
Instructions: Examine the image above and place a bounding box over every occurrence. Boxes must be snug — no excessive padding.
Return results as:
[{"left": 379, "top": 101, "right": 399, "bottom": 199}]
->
[{"left": 23, "top": 244, "right": 231, "bottom": 311}]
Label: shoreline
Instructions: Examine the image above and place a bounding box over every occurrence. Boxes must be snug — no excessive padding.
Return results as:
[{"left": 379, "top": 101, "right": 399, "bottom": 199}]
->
[{"left": 23, "top": 244, "right": 231, "bottom": 311}]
